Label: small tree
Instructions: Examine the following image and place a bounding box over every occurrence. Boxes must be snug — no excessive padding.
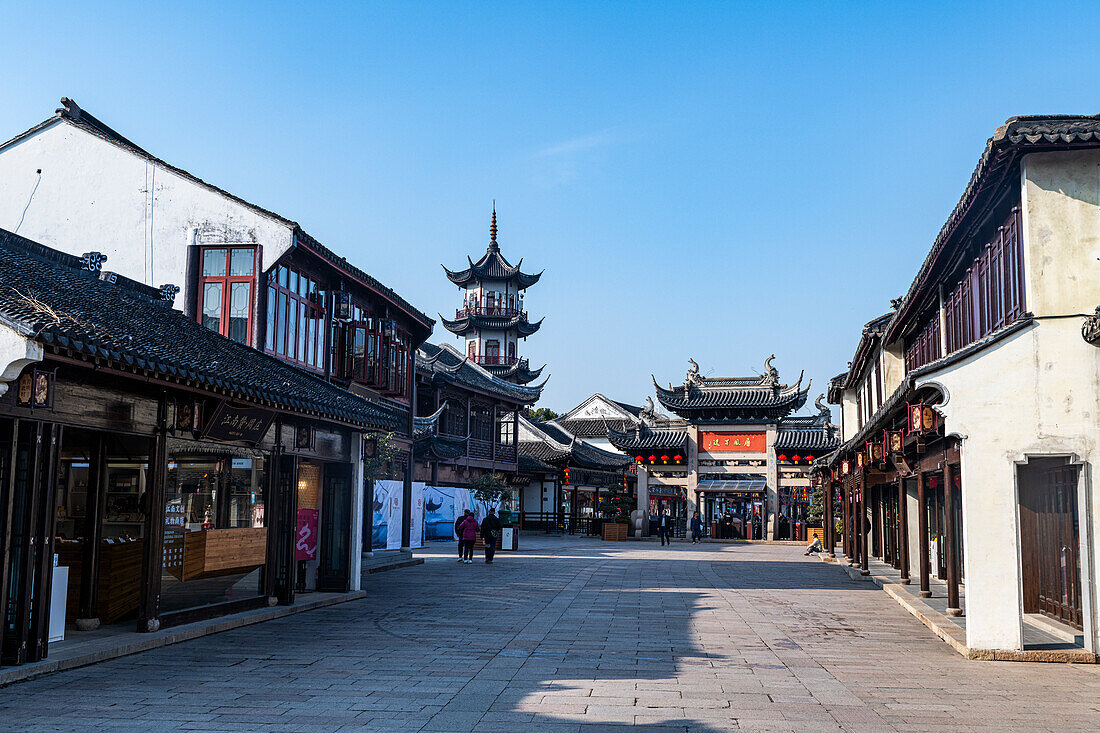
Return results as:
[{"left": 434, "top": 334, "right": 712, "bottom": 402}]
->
[
  {"left": 469, "top": 472, "right": 513, "bottom": 523},
  {"left": 526, "top": 407, "right": 559, "bottom": 422},
  {"left": 363, "top": 432, "right": 400, "bottom": 482},
  {"left": 807, "top": 484, "right": 841, "bottom": 531},
  {"left": 597, "top": 491, "right": 633, "bottom": 524}
]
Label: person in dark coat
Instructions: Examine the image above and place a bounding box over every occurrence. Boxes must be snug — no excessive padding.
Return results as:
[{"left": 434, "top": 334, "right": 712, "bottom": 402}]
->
[
  {"left": 657, "top": 511, "right": 672, "bottom": 546},
  {"left": 455, "top": 510, "right": 472, "bottom": 562},
  {"left": 481, "top": 508, "right": 502, "bottom": 564},
  {"left": 690, "top": 511, "right": 703, "bottom": 543}
]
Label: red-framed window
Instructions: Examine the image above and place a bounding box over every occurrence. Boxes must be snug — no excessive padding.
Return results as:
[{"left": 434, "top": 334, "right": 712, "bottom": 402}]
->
[
  {"left": 264, "top": 263, "right": 324, "bottom": 371},
  {"left": 198, "top": 247, "right": 257, "bottom": 344},
  {"left": 336, "top": 310, "right": 412, "bottom": 398}
]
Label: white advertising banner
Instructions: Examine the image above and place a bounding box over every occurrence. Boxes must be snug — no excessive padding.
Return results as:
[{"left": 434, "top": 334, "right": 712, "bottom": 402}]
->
[
  {"left": 453, "top": 487, "right": 473, "bottom": 538},
  {"left": 410, "top": 482, "right": 425, "bottom": 549}
]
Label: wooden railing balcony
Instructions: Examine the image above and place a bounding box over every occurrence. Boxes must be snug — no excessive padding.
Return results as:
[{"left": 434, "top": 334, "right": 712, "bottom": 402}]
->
[
  {"left": 472, "top": 355, "right": 527, "bottom": 368},
  {"left": 455, "top": 305, "right": 526, "bottom": 320}
]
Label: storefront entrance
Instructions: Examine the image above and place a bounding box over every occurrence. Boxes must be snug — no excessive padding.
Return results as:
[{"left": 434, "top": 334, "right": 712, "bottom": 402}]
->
[
  {"left": 1019, "top": 458, "right": 1083, "bottom": 630},
  {"left": 700, "top": 491, "right": 763, "bottom": 539},
  {"left": 318, "top": 463, "right": 352, "bottom": 592}
]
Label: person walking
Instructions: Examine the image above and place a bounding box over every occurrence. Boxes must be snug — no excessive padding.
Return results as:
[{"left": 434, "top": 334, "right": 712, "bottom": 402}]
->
[
  {"left": 657, "top": 511, "right": 672, "bottom": 546},
  {"left": 455, "top": 509, "right": 472, "bottom": 562},
  {"left": 481, "top": 508, "right": 502, "bottom": 564},
  {"left": 457, "top": 512, "right": 479, "bottom": 563},
  {"left": 690, "top": 511, "right": 703, "bottom": 544}
]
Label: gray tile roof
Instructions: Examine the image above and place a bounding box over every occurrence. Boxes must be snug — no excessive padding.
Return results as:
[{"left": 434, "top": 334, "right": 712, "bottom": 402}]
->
[
  {"left": 417, "top": 342, "right": 544, "bottom": 404},
  {"left": 0, "top": 228, "right": 404, "bottom": 430},
  {"left": 606, "top": 425, "right": 689, "bottom": 451}
]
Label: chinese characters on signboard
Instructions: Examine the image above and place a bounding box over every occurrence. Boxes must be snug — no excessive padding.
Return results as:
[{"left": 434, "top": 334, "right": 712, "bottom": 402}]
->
[
  {"left": 697, "top": 431, "right": 767, "bottom": 454},
  {"left": 202, "top": 402, "right": 275, "bottom": 443},
  {"left": 163, "top": 502, "right": 185, "bottom": 578}
]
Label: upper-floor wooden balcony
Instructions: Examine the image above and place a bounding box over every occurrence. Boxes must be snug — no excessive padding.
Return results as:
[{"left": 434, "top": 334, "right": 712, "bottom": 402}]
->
[
  {"left": 455, "top": 304, "right": 526, "bottom": 320},
  {"left": 471, "top": 355, "right": 527, "bottom": 367}
]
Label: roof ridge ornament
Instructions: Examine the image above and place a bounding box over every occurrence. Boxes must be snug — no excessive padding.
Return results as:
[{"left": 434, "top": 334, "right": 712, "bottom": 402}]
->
[
  {"left": 489, "top": 202, "right": 499, "bottom": 249},
  {"left": 763, "top": 354, "right": 779, "bottom": 387},
  {"left": 81, "top": 251, "right": 107, "bottom": 273},
  {"left": 685, "top": 358, "right": 703, "bottom": 386}
]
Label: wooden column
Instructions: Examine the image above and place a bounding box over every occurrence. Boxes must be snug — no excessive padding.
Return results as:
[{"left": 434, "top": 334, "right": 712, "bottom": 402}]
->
[
  {"left": 31, "top": 424, "right": 62, "bottom": 661},
  {"left": 76, "top": 435, "right": 108, "bottom": 630},
  {"left": 844, "top": 484, "right": 853, "bottom": 563},
  {"left": 823, "top": 480, "right": 834, "bottom": 557},
  {"left": 5, "top": 421, "right": 45, "bottom": 664},
  {"left": 944, "top": 461, "right": 961, "bottom": 615},
  {"left": 0, "top": 419, "right": 19, "bottom": 667},
  {"left": 897, "top": 473, "right": 910, "bottom": 584},
  {"left": 917, "top": 470, "right": 931, "bottom": 598},
  {"left": 860, "top": 473, "right": 869, "bottom": 575},
  {"left": 138, "top": 394, "right": 169, "bottom": 632},
  {"left": 277, "top": 452, "right": 299, "bottom": 606},
  {"left": 262, "top": 419, "right": 282, "bottom": 604}
]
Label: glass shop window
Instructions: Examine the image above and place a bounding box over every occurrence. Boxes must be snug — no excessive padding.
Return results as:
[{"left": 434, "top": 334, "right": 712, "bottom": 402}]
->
[
  {"left": 160, "top": 456, "right": 267, "bottom": 616},
  {"left": 198, "top": 247, "right": 257, "bottom": 344},
  {"left": 264, "top": 263, "right": 325, "bottom": 371}
]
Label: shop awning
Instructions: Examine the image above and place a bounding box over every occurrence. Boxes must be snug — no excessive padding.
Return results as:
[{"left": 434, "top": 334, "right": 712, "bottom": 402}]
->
[{"left": 697, "top": 476, "right": 766, "bottom": 493}]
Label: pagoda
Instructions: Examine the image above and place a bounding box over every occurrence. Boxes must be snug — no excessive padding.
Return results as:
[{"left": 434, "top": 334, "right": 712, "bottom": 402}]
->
[{"left": 440, "top": 207, "right": 545, "bottom": 384}]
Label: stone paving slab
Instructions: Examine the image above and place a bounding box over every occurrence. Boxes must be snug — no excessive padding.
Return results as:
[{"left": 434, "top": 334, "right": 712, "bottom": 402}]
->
[{"left": 3, "top": 536, "right": 1100, "bottom": 731}]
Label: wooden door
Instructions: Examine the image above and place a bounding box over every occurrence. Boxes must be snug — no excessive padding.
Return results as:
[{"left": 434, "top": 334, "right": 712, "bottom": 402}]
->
[
  {"left": 317, "top": 463, "right": 352, "bottom": 593},
  {"left": 1036, "top": 466, "right": 1082, "bottom": 629}
]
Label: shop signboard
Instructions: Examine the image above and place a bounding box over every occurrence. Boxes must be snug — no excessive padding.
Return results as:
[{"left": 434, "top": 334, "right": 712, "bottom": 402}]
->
[
  {"left": 296, "top": 508, "right": 318, "bottom": 562},
  {"left": 697, "top": 431, "right": 767, "bottom": 454},
  {"left": 203, "top": 402, "right": 275, "bottom": 443}
]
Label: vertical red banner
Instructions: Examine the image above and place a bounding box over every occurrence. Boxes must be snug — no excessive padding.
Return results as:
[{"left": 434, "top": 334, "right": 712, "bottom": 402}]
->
[{"left": 296, "top": 508, "right": 318, "bottom": 562}]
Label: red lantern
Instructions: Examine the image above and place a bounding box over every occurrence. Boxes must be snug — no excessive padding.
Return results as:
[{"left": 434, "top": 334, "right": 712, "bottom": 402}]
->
[
  {"left": 648, "top": 455, "right": 657, "bottom": 463},
  {"left": 778, "top": 454, "right": 787, "bottom": 462},
  {"left": 806, "top": 455, "right": 815, "bottom": 464},
  {"left": 673, "top": 454, "right": 683, "bottom": 463},
  {"left": 635, "top": 455, "right": 643, "bottom": 463},
  {"left": 660, "top": 455, "right": 669, "bottom": 462},
  {"left": 792, "top": 455, "right": 801, "bottom": 463}
]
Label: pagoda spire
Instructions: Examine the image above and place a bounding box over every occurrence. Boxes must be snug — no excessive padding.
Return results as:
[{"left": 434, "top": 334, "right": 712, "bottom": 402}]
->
[{"left": 489, "top": 201, "right": 498, "bottom": 248}]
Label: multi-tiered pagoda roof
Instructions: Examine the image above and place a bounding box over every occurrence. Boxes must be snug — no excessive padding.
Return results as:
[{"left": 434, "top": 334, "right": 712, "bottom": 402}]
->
[
  {"left": 442, "top": 211, "right": 543, "bottom": 289},
  {"left": 653, "top": 356, "right": 809, "bottom": 422},
  {"left": 439, "top": 311, "right": 544, "bottom": 338}
]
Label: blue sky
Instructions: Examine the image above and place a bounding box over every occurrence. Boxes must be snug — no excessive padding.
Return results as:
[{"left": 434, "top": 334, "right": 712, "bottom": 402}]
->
[{"left": 3, "top": 2, "right": 1099, "bottom": 413}]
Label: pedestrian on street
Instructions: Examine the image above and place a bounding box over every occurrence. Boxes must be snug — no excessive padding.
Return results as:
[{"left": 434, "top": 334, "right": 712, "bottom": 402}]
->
[
  {"left": 455, "top": 509, "right": 472, "bottom": 562},
  {"left": 804, "top": 536, "right": 823, "bottom": 555},
  {"left": 690, "top": 511, "right": 703, "bottom": 543},
  {"left": 457, "top": 512, "right": 479, "bottom": 563},
  {"left": 657, "top": 511, "right": 672, "bottom": 546},
  {"left": 481, "top": 508, "right": 502, "bottom": 564}
]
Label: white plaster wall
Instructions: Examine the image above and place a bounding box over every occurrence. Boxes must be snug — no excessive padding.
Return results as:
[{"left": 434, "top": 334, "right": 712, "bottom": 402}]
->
[
  {"left": 1022, "top": 150, "right": 1100, "bottom": 317},
  {"left": 882, "top": 343, "right": 905, "bottom": 399},
  {"left": 0, "top": 121, "right": 294, "bottom": 299},
  {"left": 840, "top": 390, "right": 859, "bottom": 441},
  {"left": 917, "top": 319, "right": 1100, "bottom": 650}
]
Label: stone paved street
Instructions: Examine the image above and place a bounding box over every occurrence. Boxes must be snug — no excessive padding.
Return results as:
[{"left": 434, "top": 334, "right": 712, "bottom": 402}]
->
[{"left": 3, "top": 536, "right": 1100, "bottom": 732}]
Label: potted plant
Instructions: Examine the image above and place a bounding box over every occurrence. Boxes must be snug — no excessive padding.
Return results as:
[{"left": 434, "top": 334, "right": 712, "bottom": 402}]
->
[{"left": 598, "top": 493, "right": 632, "bottom": 541}]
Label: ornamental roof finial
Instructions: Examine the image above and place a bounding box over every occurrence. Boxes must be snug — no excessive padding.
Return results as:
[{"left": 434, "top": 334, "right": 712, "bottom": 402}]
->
[{"left": 489, "top": 201, "right": 498, "bottom": 246}]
